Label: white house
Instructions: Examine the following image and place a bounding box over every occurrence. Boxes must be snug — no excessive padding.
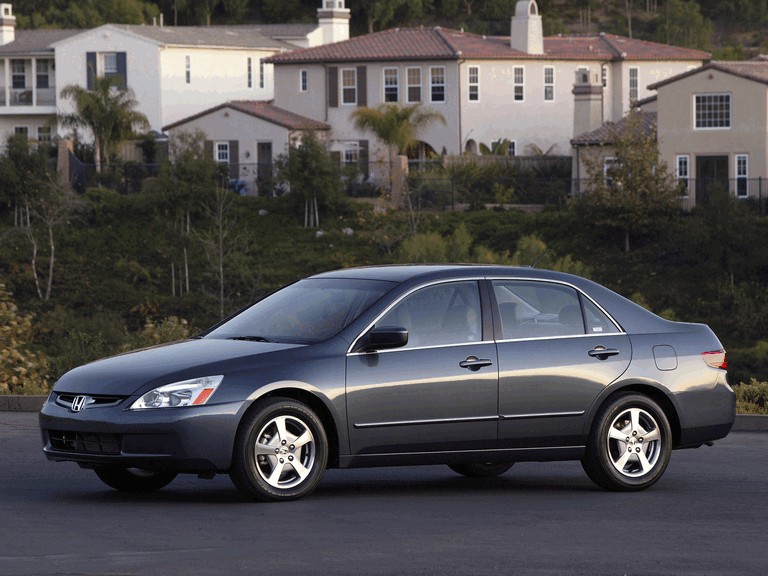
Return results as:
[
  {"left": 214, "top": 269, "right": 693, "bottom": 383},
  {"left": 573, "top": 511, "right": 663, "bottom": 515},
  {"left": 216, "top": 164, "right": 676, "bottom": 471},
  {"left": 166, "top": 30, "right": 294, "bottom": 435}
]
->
[
  {"left": 0, "top": 1, "right": 350, "bottom": 145},
  {"left": 265, "top": 0, "right": 709, "bottom": 166}
]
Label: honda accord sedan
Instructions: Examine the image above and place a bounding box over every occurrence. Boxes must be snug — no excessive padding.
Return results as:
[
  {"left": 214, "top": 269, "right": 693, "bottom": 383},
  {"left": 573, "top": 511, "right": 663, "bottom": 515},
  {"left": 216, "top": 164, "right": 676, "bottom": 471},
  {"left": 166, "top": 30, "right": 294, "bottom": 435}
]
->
[{"left": 40, "top": 265, "right": 735, "bottom": 500}]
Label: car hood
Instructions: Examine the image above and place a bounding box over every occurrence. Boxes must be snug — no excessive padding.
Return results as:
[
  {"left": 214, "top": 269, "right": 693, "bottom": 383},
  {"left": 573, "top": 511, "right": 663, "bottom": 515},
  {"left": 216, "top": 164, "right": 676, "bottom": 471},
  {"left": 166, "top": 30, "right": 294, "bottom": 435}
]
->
[{"left": 53, "top": 338, "right": 304, "bottom": 396}]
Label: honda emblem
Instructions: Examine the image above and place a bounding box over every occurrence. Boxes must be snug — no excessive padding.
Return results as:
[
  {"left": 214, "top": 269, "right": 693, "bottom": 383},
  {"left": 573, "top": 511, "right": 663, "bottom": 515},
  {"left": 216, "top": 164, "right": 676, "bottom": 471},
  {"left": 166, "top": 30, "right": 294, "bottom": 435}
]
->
[{"left": 71, "top": 396, "right": 88, "bottom": 412}]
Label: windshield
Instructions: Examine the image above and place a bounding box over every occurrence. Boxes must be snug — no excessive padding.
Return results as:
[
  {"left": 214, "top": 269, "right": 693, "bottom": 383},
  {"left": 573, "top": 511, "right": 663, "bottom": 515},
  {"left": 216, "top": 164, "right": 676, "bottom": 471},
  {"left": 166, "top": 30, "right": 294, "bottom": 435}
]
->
[{"left": 204, "top": 278, "right": 397, "bottom": 344}]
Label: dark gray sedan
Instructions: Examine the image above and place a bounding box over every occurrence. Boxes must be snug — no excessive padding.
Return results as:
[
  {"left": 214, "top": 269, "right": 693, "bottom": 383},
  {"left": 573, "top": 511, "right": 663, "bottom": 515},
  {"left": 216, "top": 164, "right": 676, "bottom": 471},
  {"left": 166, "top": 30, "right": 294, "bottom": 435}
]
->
[{"left": 40, "top": 265, "right": 735, "bottom": 500}]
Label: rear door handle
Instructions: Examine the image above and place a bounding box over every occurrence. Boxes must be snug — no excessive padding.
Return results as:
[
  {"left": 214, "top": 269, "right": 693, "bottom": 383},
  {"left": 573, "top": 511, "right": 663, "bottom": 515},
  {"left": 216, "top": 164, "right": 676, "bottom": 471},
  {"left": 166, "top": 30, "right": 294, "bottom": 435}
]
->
[
  {"left": 459, "top": 356, "right": 493, "bottom": 371},
  {"left": 588, "top": 346, "right": 620, "bottom": 360}
]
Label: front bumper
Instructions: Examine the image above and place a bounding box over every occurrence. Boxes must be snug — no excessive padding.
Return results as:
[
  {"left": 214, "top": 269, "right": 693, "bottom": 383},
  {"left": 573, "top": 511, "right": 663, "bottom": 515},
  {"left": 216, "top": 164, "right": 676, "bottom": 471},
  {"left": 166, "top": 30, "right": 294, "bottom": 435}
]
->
[{"left": 39, "top": 394, "right": 247, "bottom": 472}]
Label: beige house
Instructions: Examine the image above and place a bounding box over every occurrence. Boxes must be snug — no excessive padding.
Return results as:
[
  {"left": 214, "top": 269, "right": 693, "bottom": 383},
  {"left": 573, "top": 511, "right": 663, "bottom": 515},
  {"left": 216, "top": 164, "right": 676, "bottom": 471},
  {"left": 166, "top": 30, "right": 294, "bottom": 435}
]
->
[
  {"left": 266, "top": 0, "right": 708, "bottom": 168},
  {"left": 649, "top": 60, "right": 768, "bottom": 209},
  {"left": 163, "top": 101, "right": 330, "bottom": 196}
]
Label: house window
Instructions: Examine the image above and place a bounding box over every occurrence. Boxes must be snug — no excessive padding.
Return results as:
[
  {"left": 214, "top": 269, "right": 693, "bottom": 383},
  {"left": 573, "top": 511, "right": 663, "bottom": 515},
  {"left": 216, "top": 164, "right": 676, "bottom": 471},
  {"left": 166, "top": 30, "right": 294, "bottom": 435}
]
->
[
  {"left": 14, "top": 126, "right": 28, "bottom": 137},
  {"left": 694, "top": 94, "right": 731, "bottom": 129},
  {"left": 300, "top": 69, "right": 308, "bottom": 92},
  {"left": 343, "top": 143, "right": 360, "bottom": 166},
  {"left": 736, "top": 154, "right": 748, "bottom": 197},
  {"left": 675, "top": 155, "right": 690, "bottom": 195},
  {"left": 601, "top": 66, "right": 607, "bottom": 88},
  {"left": 215, "top": 142, "right": 230, "bottom": 164},
  {"left": 37, "top": 60, "right": 50, "bottom": 89},
  {"left": 341, "top": 68, "right": 357, "bottom": 105},
  {"left": 544, "top": 66, "right": 554, "bottom": 101},
  {"left": 259, "top": 59, "right": 265, "bottom": 89},
  {"left": 604, "top": 157, "right": 618, "bottom": 184},
  {"left": 37, "top": 126, "right": 52, "bottom": 143},
  {"left": 185, "top": 56, "right": 191, "bottom": 84},
  {"left": 430, "top": 66, "right": 446, "bottom": 103},
  {"left": 468, "top": 66, "right": 479, "bottom": 102},
  {"left": 247, "top": 57, "right": 253, "bottom": 88},
  {"left": 11, "top": 60, "right": 25, "bottom": 89},
  {"left": 102, "top": 53, "right": 118, "bottom": 75},
  {"left": 629, "top": 67, "right": 638, "bottom": 102},
  {"left": 513, "top": 66, "right": 524, "bottom": 101},
  {"left": 407, "top": 67, "right": 421, "bottom": 103},
  {"left": 384, "top": 68, "right": 398, "bottom": 103}
]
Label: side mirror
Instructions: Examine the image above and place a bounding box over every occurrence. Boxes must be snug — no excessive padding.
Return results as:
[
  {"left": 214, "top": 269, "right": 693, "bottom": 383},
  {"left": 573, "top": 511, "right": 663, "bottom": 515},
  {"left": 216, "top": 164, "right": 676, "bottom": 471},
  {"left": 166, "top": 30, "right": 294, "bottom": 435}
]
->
[{"left": 359, "top": 326, "right": 408, "bottom": 352}]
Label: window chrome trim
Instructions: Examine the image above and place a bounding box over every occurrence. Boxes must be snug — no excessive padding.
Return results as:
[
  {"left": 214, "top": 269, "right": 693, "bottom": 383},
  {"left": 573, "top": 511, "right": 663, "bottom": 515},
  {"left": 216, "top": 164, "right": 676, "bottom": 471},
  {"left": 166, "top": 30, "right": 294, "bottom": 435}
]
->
[
  {"left": 354, "top": 414, "right": 499, "bottom": 429},
  {"left": 500, "top": 410, "right": 585, "bottom": 420},
  {"left": 347, "top": 275, "right": 626, "bottom": 355}
]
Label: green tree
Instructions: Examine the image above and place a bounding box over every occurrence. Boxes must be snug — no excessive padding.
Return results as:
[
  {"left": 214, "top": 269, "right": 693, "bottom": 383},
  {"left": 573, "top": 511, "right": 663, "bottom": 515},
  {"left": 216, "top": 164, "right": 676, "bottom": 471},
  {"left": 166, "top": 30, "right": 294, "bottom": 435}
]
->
[
  {"left": 657, "top": 0, "right": 711, "bottom": 49},
  {"left": 59, "top": 76, "right": 149, "bottom": 173},
  {"left": 573, "top": 110, "right": 680, "bottom": 253},
  {"left": 275, "top": 131, "right": 343, "bottom": 228},
  {"left": 0, "top": 283, "right": 49, "bottom": 395}
]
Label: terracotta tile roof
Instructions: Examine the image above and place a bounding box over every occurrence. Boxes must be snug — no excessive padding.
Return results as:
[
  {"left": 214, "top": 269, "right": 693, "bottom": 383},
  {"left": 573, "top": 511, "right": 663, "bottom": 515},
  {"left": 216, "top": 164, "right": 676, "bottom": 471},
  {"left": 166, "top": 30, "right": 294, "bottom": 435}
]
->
[
  {"left": 649, "top": 60, "right": 768, "bottom": 90},
  {"left": 163, "top": 101, "right": 330, "bottom": 131},
  {"left": 0, "top": 29, "right": 82, "bottom": 55},
  {"left": 571, "top": 111, "right": 657, "bottom": 146},
  {"left": 267, "top": 27, "right": 710, "bottom": 64}
]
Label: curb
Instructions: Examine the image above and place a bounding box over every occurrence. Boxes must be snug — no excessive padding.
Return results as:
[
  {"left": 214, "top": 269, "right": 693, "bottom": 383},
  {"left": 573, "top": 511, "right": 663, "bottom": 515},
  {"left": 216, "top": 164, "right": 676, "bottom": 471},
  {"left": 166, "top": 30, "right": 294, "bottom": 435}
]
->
[{"left": 1, "top": 395, "right": 767, "bottom": 431}]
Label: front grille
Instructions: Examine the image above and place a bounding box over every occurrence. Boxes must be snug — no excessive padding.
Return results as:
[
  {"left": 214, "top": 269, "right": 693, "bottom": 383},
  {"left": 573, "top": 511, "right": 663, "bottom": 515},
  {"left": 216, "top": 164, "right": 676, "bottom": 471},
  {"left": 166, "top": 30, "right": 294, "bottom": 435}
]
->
[
  {"left": 55, "top": 393, "right": 125, "bottom": 411},
  {"left": 48, "top": 430, "right": 122, "bottom": 455}
]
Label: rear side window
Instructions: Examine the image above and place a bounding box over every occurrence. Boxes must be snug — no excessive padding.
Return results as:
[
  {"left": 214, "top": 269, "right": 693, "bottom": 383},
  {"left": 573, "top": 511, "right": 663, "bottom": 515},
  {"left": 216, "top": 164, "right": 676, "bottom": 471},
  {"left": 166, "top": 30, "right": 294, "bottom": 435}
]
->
[
  {"left": 493, "top": 281, "right": 586, "bottom": 340},
  {"left": 582, "top": 298, "right": 621, "bottom": 335}
]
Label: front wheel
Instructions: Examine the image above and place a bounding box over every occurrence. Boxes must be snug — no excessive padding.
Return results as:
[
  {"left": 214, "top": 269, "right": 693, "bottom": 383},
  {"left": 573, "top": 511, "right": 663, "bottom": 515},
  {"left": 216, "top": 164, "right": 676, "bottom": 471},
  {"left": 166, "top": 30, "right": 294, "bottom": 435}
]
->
[
  {"left": 94, "top": 467, "right": 177, "bottom": 493},
  {"left": 581, "top": 393, "right": 672, "bottom": 491},
  {"left": 229, "top": 398, "right": 328, "bottom": 502},
  {"left": 448, "top": 462, "right": 514, "bottom": 478}
]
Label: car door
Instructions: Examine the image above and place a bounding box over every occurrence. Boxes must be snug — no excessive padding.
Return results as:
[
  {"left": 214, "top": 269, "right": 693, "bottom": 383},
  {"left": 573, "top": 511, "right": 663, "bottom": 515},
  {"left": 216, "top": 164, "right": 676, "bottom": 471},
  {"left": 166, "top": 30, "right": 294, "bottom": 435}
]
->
[
  {"left": 346, "top": 280, "right": 499, "bottom": 455},
  {"left": 492, "top": 280, "right": 631, "bottom": 448}
]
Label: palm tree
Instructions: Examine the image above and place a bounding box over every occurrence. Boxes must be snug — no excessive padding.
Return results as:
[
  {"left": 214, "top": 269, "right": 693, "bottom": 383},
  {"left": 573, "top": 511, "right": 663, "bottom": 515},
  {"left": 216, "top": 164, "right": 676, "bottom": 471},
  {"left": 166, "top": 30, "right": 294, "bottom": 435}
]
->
[{"left": 59, "top": 76, "right": 149, "bottom": 173}]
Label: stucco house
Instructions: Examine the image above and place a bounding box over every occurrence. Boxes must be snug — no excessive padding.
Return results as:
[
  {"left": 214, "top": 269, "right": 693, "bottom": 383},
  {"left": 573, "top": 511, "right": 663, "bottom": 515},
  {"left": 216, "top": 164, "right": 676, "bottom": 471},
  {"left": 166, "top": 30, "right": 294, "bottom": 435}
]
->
[
  {"left": 649, "top": 60, "right": 768, "bottom": 209},
  {"left": 0, "top": 1, "right": 350, "bottom": 145},
  {"left": 163, "top": 100, "right": 330, "bottom": 195},
  {"left": 263, "top": 0, "right": 708, "bottom": 168}
]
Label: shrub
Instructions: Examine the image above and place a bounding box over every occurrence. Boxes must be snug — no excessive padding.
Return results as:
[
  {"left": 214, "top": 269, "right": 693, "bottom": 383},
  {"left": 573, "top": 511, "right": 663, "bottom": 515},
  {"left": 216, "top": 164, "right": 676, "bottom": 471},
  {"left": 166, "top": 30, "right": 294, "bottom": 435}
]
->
[{"left": 733, "top": 379, "right": 768, "bottom": 415}]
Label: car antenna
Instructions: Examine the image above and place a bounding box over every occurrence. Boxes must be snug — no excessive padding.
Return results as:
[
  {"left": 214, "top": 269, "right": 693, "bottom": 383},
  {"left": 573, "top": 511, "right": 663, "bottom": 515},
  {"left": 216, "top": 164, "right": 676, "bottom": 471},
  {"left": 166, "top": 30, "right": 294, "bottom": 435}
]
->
[{"left": 529, "top": 249, "right": 549, "bottom": 268}]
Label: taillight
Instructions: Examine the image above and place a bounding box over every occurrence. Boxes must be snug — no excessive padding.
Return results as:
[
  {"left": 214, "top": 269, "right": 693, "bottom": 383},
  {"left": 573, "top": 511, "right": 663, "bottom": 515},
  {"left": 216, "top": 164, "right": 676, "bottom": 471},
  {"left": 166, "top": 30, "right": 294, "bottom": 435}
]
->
[{"left": 702, "top": 350, "right": 728, "bottom": 370}]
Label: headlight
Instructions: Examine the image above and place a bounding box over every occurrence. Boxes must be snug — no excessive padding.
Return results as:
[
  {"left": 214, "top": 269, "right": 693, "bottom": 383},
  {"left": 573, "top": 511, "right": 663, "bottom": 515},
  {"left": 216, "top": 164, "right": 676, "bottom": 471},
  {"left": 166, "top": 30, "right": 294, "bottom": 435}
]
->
[{"left": 130, "top": 375, "right": 224, "bottom": 410}]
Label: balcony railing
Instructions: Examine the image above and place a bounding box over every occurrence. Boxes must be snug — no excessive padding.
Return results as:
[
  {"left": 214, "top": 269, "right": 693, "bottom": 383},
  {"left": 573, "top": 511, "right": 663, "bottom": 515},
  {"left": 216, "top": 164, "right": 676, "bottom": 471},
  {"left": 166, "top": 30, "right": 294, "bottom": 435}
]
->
[{"left": 0, "top": 87, "right": 57, "bottom": 108}]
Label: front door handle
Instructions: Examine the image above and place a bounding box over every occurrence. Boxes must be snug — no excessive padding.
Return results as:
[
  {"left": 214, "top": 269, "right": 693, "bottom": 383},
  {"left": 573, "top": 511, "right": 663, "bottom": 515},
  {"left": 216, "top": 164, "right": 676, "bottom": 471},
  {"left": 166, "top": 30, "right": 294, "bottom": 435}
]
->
[
  {"left": 588, "top": 346, "right": 620, "bottom": 360},
  {"left": 459, "top": 356, "right": 493, "bottom": 371}
]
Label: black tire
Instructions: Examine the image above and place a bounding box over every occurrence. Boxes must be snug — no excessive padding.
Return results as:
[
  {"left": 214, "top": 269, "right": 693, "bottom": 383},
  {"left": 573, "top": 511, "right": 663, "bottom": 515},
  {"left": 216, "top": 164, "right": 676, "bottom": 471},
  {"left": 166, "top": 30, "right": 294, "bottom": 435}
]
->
[
  {"left": 94, "top": 468, "right": 177, "bottom": 493},
  {"left": 581, "top": 392, "right": 672, "bottom": 491},
  {"left": 448, "top": 462, "right": 514, "bottom": 478},
  {"left": 229, "top": 398, "right": 328, "bottom": 502}
]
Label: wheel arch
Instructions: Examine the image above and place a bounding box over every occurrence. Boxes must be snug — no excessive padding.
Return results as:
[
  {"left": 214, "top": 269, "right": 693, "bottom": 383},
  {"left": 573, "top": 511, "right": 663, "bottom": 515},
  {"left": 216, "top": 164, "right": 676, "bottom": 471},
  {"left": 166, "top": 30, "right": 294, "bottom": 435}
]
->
[
  {"left": 584, "top": 382, "right": 682, "bottom": 447},
  {"left": 238, "top": 387, "right": 341, "bottom": 469}
]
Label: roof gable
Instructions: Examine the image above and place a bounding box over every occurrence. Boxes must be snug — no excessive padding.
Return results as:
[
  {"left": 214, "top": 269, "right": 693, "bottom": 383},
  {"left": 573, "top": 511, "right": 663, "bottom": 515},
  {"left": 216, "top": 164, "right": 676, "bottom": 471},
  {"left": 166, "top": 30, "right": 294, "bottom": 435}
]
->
[
  {"left": 649, "top": 60, "right": 768, "bottom": 90},
  {"left": 163, "top": 101, "right": 330, "bottom": 132}
]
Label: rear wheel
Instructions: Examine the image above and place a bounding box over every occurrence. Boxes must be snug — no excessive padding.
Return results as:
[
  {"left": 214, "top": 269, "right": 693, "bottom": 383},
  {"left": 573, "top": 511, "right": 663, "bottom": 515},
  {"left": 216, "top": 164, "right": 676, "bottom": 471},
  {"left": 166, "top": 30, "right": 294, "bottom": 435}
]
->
[
  {"left": 582, "top": 393, "right": 672, "bottom": 491},
  {"left": 94, "top": 468, "right": 177, "bottom": 493},
  {"left": 230, "top": 398, "right": 328, "bottom": 502},
  {"left": 448, "top": 462, "right": 514, "bottom": 478}
]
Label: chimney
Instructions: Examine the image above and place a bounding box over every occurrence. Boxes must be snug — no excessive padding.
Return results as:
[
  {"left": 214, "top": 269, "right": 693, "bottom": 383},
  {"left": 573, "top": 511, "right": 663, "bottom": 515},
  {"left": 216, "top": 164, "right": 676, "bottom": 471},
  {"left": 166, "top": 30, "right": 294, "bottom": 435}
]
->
[
  {"left": 572, "top": 69, "right": 604, "bottom": 139},
  {"left": 0, "top": 3, "right": 16, "bottom": 46},
  {"left": 510, "top": 0, "right": 543, "bottom": 55},
  {"left": 317, "top": 0, "right": 350, "bottom": 46}
]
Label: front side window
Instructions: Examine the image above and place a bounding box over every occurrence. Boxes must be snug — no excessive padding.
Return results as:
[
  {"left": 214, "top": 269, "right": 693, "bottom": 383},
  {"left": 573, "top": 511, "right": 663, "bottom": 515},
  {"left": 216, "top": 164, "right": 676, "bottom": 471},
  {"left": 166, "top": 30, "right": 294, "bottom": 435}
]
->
[
  {"left": 468, "top": 66, "right": 479, "bottom": 101},
  {"left": 544, "top": 66, "right": 554, "bottom": 101},
  {"left": 736, "top": 154, "right": 748, "bottom": 197},
  {"left": 341, "top": 68, "right": 357, "bottom": 105},
  {"left": 629, "top": 67, "right": 638, "bottom": 102},
  {"left": 407, "top": 67, "right": 421, "bottom": 103},
  {"left": 377, "top": 281, "right": 482, "bottom": 348},
  {"left": 695, "top": 94, "right": 731, "bottom": 129},
  {"left": 383, "top": 67, "right": 399, "bottom": 103},
  {"left": 430, "top": 66, "right": 445, "bottom": 103},
  {"left": 513, "top": 66, "right": 524, "bottom": 101},
  {"left": 11, "top": 60, "right": 25, "bottom": 89}
]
